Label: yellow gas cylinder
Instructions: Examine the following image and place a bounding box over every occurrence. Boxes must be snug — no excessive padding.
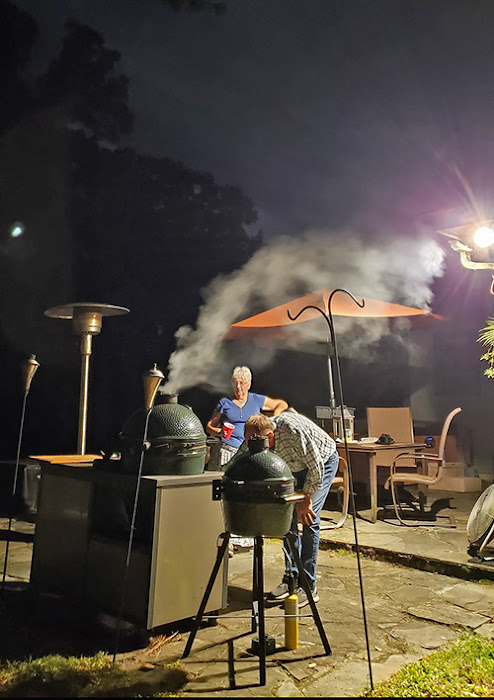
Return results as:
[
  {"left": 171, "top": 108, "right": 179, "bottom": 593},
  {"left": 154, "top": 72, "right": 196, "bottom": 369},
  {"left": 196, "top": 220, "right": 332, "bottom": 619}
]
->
[{"left": 284, "top": 577, "right": 299, "bottom": 650}]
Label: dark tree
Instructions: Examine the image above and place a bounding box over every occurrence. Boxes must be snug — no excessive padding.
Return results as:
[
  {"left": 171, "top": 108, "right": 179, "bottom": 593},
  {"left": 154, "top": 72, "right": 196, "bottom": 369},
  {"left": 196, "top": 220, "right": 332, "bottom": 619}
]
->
[
  {"left": 161, "top": 0, "right": 226, "bottom": 14},
  {"left": 0, "top": 1, "right": 37, "bottom": 132},
  {"left": 0, "top": 4, "right": 261, "bottom": 455},
  {"left": 38, "top": 20, "right": 133, "bottom": 143}
]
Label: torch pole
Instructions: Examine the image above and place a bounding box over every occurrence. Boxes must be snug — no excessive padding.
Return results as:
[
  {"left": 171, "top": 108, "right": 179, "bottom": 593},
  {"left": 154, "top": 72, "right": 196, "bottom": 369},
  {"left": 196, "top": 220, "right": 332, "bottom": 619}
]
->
[
  {"left": 113, "top": 364, "right": 164, "bottom": 662},
  {"left": 1, "top": 355, "right": 39, "bottom": 598}
]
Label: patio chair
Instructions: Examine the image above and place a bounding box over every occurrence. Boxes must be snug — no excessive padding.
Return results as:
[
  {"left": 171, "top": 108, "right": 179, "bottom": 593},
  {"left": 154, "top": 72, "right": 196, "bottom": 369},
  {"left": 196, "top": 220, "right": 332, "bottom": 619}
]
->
[
  {"left": 365, "top": 406, "right": 417, "bottom": 503},
  {"left": 366, "top": 406, "right": 416, "bottom": 470},
  {"left": 384, "top": 407, "right": 462, "bottom": 526},
  {"left": 321, "top": 455, "right": 350, "bottom": 530}
]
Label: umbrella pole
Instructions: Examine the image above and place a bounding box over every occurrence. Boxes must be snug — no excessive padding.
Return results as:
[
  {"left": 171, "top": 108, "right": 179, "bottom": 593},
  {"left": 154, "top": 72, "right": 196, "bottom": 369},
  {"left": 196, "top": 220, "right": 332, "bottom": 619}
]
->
[{"left": 326, "top": 341, "right": 336, "bottom": 410}]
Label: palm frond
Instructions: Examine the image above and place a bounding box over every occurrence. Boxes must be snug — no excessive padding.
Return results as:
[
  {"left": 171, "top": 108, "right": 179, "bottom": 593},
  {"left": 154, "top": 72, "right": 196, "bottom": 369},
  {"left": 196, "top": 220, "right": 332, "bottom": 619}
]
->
[{"left": 478, "top": 318, "right": 494, "bottom": 378}]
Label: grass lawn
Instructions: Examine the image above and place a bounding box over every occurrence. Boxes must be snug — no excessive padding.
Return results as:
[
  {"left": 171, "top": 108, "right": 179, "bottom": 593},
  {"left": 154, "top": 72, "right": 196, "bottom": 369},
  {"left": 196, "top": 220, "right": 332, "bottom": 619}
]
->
[
  {"left": 364, "top": 632, "right": 494, "bottom": 697},
  {"left": 0, "top": 583, "right": 189, "bottom": 697},
  {"left": 0, "top": 652, "right": 188, "bottom": 697}
]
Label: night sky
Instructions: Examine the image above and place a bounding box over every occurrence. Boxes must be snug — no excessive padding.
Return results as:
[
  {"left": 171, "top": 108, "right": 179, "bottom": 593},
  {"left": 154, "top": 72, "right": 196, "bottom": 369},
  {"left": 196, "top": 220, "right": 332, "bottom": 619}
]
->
[
  {"left": 14, "top": 0, "right": 494, "bottom": 237},
  {"left": 5, "top": 0, "right": 494, "bottom": 465}
]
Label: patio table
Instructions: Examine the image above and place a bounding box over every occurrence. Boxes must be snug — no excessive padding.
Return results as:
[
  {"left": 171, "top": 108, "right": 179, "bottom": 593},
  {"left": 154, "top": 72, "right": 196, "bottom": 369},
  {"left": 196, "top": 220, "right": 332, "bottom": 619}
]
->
[{"left": 336, "top": 442, "right": 428, "bottom": 523}]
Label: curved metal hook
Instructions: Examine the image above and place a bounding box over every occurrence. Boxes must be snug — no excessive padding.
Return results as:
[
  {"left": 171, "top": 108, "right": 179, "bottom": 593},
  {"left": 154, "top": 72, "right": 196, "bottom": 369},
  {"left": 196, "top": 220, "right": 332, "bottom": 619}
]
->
[
  {"left": 287, "top": 303, "right": 329, "bottom": 323},
  {"left": 327, "top": 288, "right": 365, "bottom": 314},
  {"left": 287, "top": 303, "right": 333, "bottom": 344},
  {"left": 287, "top": 290, "right": 366, "bottom": 344}
]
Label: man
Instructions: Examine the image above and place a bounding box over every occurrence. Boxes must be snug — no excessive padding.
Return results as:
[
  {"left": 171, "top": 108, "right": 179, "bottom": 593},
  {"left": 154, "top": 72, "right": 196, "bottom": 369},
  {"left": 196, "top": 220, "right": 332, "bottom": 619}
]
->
[{"left": 243, "top": 410, "right": 339, "bottom": 608}]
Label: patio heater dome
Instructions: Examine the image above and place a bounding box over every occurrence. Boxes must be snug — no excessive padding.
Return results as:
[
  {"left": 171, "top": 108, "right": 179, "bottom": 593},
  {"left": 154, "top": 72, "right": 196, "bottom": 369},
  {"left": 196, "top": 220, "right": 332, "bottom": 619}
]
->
[
  {"left": 221, "top": 437, "right": 298, "bottom": 537},
  {"left": 118, "top": 393, "right": 207, "bottom": 476}
]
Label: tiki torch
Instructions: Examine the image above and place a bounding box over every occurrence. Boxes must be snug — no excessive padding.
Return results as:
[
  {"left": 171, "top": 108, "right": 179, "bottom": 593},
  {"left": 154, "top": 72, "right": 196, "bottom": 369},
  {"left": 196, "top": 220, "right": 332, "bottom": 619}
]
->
[
  {"left": 1, "top": 354, "right": 39, "bottom": 596},
  {"left": 113, "top": 363, "right": 164, "bottom": 661}
]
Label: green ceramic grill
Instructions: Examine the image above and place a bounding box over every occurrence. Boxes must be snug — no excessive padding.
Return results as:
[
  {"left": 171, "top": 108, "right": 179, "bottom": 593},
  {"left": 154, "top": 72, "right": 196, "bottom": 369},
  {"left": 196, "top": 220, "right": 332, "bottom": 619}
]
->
[
  {"left": 118, "top": 394, "right": 206, "bottom": 475},
  {"left": 220, "top": 436, "right": 301, "bottom": 537}
]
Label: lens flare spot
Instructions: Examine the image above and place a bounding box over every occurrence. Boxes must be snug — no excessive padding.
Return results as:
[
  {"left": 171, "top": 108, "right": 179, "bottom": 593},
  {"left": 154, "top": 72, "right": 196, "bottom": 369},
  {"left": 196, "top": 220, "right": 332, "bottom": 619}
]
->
[
  {"left": 9, "top": 221, "right": 25, "bottom": 238},
  {"left": 473, "top": 226, "right": 494, "bottom": 248}
]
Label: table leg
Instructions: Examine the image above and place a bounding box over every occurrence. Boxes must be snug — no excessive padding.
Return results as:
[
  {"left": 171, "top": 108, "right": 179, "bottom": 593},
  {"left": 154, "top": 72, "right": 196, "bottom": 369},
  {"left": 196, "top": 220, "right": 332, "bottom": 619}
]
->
[{"left": 369, "top": 455, "right": 377, "bottom": 523}]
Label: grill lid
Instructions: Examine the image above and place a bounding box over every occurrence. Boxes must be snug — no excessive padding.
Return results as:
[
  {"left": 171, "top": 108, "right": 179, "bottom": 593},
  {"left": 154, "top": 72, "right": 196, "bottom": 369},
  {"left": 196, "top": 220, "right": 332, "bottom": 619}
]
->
[
  {"left": 224, "top": 436, "right": 293, "bottom": 482},
  {"left": 120, "top": 400, "right": 206, "bottom": 444}
]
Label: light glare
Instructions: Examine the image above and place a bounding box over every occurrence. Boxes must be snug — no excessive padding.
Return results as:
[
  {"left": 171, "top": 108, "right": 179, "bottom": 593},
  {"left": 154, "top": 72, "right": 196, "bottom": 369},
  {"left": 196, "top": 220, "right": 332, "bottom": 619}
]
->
[
  {"left": 9, "top": 221, "right": 24, "bottom": 238},
  {"left": 473, "top": 226, "right": 494, "bottom": 248}
]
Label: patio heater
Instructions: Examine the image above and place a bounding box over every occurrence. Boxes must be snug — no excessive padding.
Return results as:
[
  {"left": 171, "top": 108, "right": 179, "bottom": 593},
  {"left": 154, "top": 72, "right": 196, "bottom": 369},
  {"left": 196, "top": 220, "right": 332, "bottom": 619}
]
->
[{"left": 44, "top": 302, "right": 129, "bottom": 454}]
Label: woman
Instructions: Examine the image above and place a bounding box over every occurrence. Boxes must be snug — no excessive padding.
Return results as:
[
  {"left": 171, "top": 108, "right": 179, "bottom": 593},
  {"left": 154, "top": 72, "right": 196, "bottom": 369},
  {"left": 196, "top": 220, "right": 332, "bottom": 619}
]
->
[
  {"left": 206, "top": 365, "right": 288, "bottom": 554},
  {"left": 206, "top": 366, "right": 288, "bottom": 466}
]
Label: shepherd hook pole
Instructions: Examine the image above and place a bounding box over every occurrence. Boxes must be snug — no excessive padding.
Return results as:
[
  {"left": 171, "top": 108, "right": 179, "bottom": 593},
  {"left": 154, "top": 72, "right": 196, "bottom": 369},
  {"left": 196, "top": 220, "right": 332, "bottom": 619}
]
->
[{"left": 287, "top": 290, "right": 374, "bottom": 690}]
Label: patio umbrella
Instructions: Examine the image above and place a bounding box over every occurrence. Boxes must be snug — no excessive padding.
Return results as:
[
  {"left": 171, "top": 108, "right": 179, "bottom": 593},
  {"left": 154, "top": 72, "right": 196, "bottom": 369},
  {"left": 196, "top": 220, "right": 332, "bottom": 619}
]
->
[{"left": 224, "top": 289, "right": 444, "bottom": 408}]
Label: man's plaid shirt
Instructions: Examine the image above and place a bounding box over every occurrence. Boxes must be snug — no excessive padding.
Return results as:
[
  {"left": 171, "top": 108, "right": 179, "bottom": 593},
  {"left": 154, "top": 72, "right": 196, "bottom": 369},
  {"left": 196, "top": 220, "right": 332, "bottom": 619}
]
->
[{"left": 272, "top": 412, "right": 337, "bottom": 494}]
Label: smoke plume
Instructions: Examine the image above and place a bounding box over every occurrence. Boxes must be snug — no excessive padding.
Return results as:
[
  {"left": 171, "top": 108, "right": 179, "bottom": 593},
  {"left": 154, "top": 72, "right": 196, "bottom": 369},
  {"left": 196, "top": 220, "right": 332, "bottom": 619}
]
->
[{"left": 163, "top": 230, "right": 445, "bottom": 394}]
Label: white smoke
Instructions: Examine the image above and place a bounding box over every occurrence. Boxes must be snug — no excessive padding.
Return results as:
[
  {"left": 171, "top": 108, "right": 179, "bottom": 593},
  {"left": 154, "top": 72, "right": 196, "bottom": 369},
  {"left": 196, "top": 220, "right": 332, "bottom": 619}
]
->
[{"left": 164, "top": 229, "right": 445, "bottom": 393}]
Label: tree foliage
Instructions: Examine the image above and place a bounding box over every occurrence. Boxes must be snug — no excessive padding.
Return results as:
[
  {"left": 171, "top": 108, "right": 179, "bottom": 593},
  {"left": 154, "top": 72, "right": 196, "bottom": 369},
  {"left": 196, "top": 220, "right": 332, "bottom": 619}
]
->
[
  {"left": 0, "top": 1, "right": 261, "bottom": 453},
  {"left": 161, "top": 0, "right": 226, "bottom": 14},
  {"left": 0, "top": 1, "right": 37, "bottom": 132},
  {"left": 38, "top": 20, "right": 133, "bottom": 143}
]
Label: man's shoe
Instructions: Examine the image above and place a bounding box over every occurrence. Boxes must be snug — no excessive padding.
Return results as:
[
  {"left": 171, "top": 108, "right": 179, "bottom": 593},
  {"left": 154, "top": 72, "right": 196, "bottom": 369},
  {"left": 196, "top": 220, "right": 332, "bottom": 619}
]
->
[
  {"left": 266, "top": 580, "right": 290, "bottom": 604},
  {"left": 296, "top": 585, "right": 319, "bottom": 608}
]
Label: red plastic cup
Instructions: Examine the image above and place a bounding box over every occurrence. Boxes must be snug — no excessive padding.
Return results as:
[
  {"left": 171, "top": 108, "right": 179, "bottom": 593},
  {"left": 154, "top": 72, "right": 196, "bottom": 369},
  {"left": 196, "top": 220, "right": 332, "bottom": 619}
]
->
[{"left": 222, "top": 422, "right": 235, "bottom": 440}]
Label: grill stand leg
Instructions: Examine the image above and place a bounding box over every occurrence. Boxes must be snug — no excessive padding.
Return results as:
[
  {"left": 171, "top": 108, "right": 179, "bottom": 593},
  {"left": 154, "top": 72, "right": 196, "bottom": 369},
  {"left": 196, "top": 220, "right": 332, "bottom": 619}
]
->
[
  {"left": 252, "top": 539, "right": 258, "bottom": 633},
  {"left": 182, "top": 531, "right": 230, "bottom": 659},
  {"left": 286, "top": 531, "right": 332, "bottom": 656},
  {"left": 183, "top": 532, "right": 270, "bottom": 687},
  {"left": 254, "top": 536, "right": 267, "bottom": 686},
  {"left": 186, "top": 532, "right": 330, "bottom": 687}
]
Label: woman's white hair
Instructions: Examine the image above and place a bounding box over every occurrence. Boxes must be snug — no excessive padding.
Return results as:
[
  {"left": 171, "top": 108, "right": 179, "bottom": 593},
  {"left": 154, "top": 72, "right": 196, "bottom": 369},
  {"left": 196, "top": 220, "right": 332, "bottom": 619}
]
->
[{"left": 232, "top": 366, "right": 252, "bottom": 383}]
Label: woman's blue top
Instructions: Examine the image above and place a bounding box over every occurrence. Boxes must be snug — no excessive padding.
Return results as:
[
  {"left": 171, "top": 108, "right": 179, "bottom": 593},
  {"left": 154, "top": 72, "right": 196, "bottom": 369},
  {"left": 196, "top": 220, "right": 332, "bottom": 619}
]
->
[{"left": 215, "top": 392, "right": 266, "bottom": 448}]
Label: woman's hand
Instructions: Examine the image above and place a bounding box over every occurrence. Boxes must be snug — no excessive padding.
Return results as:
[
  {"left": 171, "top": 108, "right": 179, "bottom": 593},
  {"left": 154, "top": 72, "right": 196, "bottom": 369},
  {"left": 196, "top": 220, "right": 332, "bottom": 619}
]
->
[
  {"left": 206, "top": 411, "right": 223, "bottom": 437},
  {"left": 295, "top": 492, "right": 316, "bottom": 525}
]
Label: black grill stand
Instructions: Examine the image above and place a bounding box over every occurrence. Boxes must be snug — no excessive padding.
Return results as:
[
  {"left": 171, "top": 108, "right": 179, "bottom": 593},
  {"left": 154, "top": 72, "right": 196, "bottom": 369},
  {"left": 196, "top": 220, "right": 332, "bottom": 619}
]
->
[{"left": 182, "top": 530, "right": 331, "bottom": 686}]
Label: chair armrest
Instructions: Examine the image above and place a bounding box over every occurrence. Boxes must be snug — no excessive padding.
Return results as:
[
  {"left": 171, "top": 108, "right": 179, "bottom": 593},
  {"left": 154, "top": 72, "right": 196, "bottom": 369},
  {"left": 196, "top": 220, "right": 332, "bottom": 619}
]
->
[
  {"left": 390, "top": 452, "right": 440, "bottom": 476},
  {"left": 338, "top": 456, "right": 348, "bottom": 473}
]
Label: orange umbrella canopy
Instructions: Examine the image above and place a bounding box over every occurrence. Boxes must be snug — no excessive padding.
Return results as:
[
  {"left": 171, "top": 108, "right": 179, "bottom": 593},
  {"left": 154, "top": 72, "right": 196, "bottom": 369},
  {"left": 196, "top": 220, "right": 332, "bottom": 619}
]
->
[{"left": 225, "top": 289, "right": 443, "bottom": 340}]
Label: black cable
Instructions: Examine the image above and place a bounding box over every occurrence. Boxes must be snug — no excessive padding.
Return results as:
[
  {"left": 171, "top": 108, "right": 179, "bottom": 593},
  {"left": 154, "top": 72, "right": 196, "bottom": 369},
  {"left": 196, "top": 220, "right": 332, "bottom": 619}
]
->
[{"left": 287, "top": 288, "right": 374, "bottom": 690}]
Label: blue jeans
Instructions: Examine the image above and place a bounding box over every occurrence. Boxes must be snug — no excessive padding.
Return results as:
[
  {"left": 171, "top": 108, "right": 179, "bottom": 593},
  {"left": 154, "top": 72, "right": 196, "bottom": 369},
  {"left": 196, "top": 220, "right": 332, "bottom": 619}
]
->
[{"left": 283, "top": 451, "right": 339, "bottom": 589}]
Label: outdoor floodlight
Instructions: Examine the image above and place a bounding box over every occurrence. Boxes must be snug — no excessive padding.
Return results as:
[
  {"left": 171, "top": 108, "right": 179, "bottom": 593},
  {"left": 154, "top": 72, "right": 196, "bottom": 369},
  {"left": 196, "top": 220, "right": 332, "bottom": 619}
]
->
[
  {"left": 438, "top": 220, "right": 494, "bottom": 294},
  {"left": 473, "top": 226, "right": 494, "bottom": 249}
]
